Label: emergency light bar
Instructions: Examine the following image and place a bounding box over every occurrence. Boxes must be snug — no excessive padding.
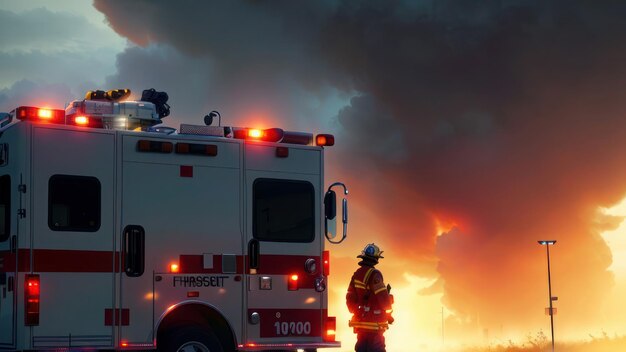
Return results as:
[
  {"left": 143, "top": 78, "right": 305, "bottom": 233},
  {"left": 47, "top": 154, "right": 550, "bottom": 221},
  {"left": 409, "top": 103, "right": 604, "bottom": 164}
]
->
[
  {"left": 233, "top": 127, "right": 285, "bottom": 142},
  {"left": 232, "top": 127, "right": 319, "bottom": 146},
  {"left": 14, "top": 106, "right": 64, "bottom": 124},
  {"left": 11, "top": 104, "right": 336, "bottom": 148}
]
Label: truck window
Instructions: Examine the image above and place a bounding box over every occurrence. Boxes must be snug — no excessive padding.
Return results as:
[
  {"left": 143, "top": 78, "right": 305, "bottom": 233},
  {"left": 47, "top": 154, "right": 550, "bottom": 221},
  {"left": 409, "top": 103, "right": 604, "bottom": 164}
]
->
[
  {"left": 253, "top": 179, "right": 314, "bottom": 242},
  {"left": 0, "top": 175, "right": 9, "bottom": 241},
  {"left": 48, "top": 175, "right": 101, "bottom": 232}
]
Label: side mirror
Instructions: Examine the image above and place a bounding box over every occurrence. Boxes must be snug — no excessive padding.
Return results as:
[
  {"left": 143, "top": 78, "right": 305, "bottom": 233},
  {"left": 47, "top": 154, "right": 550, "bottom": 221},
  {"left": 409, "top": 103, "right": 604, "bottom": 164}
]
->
[{"left": 324, "top": 182, "right": 348, "bottom": 244}]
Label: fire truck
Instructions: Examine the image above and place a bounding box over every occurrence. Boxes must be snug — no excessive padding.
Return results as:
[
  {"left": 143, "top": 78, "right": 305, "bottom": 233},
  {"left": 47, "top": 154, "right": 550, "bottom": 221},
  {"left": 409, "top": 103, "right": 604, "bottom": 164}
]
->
[{"left": 0, "top": 89, "right": 348, "bottom": 351}]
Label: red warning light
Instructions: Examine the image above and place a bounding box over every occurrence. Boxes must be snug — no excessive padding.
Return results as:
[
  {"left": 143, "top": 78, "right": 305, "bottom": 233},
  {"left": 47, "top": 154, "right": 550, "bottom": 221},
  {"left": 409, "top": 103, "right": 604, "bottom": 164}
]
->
[
  {"left": 24, "top": 274, "right": 40, "bottom": 326},
  {"left": 74, "top": 116, "right": 89, "bottom": 126},
  {"left": 15, "top": 106, "right": 64, "bottom": 124},
  {"left": 324, "top": 316, "right": 337, "bottom": 342},
  {"left": 234, "top": 128, "right": 285, "bottom": 142},
  {"left": 37, "top": 109, "right": 53, "bottom": 120},
  {"left": 288, "top": 274, "right": 299, "bottom": 291},
  {"left": 248, "top": 129, "right": 263, "bottom": 139},
  {"left": 27, "top": 280, "right": 40, "bottom": 295},
  {"left": 323, "top": 250, "right": 330, "bottom": 276},
  {"left": 262, "top": 128, "right": 284, "bottom": 142}
]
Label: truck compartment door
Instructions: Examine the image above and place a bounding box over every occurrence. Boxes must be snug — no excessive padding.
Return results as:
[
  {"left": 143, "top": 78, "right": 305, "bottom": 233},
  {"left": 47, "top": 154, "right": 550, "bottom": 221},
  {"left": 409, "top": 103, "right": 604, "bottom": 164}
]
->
[{"left": 31, "top": 127, "right": 115, "bottom": 349}]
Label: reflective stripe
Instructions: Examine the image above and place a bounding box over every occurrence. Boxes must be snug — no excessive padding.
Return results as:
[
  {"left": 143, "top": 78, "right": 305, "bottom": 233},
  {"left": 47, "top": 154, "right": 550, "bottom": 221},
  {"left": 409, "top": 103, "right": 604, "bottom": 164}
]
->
[
  {"left": 363, "top": 268, "right": 375, "bottom": 285},
  {"left": 353, "top": 325, "right": 379, "bottom": 331},
  {"left": 352, "top": 268, "right": 376, "bottom": 292},
  {"left": 353, "top": 323, "right": 379, "bottom": 327},
  {"left": 349, "top": 320, "right": 389, "bottom": 330},
  {"left": 350, "top": 321, "right": 379, "bottom": 326},
  {"left": 374, "top": 286, "right": 387, "bottom": 294}
]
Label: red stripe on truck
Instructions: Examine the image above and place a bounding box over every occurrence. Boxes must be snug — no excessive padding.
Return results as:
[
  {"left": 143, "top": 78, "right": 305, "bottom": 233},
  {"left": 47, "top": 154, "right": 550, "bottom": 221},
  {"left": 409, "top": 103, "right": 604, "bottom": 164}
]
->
[
  {"left": 0, "top": 249, "right": 29, "bottom": 272},
  {"left": 104, "top": 308, "right": 130, "bottom": 326},
  {"left": 34, "top": 249, "right": 118, "bottom": 272},
  {"left": 0, "top": 249, "right": 119, "bottom": 273},
  {"left": 254, "top": 254, "right": 322, "bottom": 275},
  {"left": 1, "top": 250, "right": 322, "bottom": 280},
  {"left": 255, "top": 254, "right": 322, "bottom": 289}
]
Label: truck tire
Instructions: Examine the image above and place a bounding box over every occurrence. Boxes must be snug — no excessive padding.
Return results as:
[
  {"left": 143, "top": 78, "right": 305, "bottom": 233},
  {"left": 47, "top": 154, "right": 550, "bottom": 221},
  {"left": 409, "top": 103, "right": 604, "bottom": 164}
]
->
[{"left": 158, "top": 326, "right": 224, "bottom": 352}]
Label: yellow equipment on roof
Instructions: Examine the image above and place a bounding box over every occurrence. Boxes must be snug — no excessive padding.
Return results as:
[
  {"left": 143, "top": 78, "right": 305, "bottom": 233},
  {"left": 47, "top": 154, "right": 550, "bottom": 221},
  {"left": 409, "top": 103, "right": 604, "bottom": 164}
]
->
[{"left": 84, "top": 89, "right": 131, "bottom": 102}]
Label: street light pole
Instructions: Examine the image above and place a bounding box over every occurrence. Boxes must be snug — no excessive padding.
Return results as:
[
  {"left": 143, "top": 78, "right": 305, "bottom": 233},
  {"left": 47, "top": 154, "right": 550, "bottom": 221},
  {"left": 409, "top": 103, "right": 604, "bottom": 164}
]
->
[
  {"left": 538, "top": 240, "right": 557, "bottom": 352},
  {"left": 441, "top": 306, "right": 444, "bottom": 347}
]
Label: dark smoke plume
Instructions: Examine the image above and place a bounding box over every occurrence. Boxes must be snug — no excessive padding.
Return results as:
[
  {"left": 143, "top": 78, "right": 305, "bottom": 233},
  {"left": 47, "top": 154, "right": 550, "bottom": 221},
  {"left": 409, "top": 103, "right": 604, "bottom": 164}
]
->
[{"left": 95, "top": 0, "right": 626, "bottom": 335}]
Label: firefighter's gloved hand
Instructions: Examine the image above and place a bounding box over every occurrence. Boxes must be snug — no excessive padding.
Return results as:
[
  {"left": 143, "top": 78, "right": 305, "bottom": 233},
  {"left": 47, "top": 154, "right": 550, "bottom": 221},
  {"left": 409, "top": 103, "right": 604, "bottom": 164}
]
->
[{"left": 388, "top": 315, "right": 395, "bottom": 325}]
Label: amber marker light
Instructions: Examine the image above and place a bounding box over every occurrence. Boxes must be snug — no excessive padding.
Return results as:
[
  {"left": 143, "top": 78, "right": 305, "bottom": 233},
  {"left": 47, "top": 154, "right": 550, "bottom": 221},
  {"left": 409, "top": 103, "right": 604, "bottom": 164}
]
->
[
  {"left": 315, "top": 134, "right": 335, "bottom": 146},
  {"left": 170, "top": 263, "right": 179, "bottom": 273}
]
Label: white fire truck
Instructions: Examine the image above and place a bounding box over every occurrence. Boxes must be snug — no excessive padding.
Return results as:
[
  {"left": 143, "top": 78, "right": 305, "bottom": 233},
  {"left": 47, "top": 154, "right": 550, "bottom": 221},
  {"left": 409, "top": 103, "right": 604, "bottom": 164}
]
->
[{"left": 0, "top": 90, "right": 348, "bottom": 351}]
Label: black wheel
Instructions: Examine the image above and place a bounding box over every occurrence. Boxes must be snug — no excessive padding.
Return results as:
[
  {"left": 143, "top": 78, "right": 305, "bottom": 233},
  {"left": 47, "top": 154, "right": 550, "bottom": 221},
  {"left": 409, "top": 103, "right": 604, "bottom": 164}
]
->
[{"left": 158, "top": 325, "right": 224, "bottom": 352}]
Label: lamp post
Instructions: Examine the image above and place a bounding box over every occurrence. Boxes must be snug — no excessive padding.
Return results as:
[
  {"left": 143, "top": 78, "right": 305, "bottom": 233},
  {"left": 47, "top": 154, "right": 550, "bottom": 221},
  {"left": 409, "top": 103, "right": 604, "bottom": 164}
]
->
[
  {"left": 538, "top": 240, "right": 557, "bottom": 352},
  {"left": 441, "top": 306, "right": 444, "bottom": 347}
]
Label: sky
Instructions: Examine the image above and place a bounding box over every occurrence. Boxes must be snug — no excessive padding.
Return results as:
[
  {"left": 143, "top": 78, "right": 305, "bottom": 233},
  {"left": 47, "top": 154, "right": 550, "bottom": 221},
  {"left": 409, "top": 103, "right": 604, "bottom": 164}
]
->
[{"left": 3, "top": 1, "right": 626, "bottom": 350}]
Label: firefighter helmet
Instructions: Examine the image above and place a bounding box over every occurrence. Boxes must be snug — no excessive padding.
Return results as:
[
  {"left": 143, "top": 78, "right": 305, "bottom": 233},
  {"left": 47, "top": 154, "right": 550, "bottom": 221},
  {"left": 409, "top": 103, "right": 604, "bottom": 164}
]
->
[{"left": 357, "top": 243, "right": 384, "bottom": 259}]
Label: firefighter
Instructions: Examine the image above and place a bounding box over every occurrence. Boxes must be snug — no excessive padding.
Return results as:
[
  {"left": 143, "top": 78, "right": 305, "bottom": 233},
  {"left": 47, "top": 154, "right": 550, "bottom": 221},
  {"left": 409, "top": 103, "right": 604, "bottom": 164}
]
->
[{"left": 346, "top": 243, "right": 394, "bottom": 352}]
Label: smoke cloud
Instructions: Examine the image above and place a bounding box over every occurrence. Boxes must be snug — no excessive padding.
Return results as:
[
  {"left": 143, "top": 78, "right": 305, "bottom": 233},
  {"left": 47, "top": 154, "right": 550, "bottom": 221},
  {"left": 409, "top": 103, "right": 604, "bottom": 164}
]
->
[{"left": 95, "top": 0, "right": 626, "bottom": 338}]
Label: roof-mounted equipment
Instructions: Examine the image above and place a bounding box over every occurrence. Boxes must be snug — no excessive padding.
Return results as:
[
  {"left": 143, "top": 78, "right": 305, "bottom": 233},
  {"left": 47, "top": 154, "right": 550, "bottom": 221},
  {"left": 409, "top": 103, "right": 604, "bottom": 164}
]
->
[
  {"left": 65, "top": 88, "right": 170, "bottom": 130},
  {"left": 140, "top": 88, "right": 170, "bottom": 119}
]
